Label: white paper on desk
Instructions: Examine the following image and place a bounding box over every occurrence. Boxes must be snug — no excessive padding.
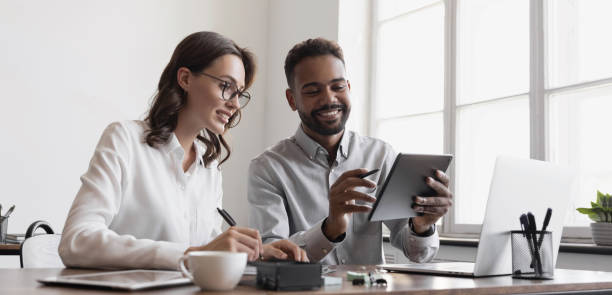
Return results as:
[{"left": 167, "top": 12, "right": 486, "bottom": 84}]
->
[{"left": 322, "top": 275, "right": 342, "bottom": 286}]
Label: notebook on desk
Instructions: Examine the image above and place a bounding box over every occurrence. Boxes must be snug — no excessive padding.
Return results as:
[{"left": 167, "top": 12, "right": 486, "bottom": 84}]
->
[{"left": 381, "top": 156, "right": 577, "bottom": 277}]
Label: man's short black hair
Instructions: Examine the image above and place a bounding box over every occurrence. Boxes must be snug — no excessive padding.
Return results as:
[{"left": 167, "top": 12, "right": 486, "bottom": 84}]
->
[{"left": 284, "top": 38, "right": 345, "bottom": 89}]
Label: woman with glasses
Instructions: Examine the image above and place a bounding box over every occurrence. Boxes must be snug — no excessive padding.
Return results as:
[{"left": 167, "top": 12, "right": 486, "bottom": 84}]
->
[{"left": 59, "top": 31, "right": 307, "bottom": 270}]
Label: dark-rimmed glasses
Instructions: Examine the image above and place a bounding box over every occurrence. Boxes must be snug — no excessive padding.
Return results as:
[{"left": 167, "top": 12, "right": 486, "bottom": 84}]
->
[{"left": 197, "top": 72, "right": 251, "bottom": 108}]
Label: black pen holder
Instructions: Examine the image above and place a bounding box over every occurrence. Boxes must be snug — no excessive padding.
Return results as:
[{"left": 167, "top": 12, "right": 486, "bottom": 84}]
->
[
  {"left": 511, "top": 230, "right": 554, "bottom": 279},
  {"left": 0, "top": 217, "right": 7, "bottom": 243}
]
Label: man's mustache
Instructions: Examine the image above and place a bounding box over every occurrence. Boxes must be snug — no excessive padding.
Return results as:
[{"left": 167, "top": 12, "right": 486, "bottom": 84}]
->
[{"left": 311, "top": 104, "right": 347, "bottom": 116}]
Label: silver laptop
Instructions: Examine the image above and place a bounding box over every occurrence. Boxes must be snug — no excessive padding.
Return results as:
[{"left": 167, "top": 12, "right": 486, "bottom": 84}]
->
[{"left": 381, "top": 156, "right": 576, "bottom": 277}]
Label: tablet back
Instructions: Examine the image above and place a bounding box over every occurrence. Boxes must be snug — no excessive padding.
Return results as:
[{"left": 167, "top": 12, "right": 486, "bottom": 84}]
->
[{"left": 368, "top": 153, "right": 453, "bottom": 221}]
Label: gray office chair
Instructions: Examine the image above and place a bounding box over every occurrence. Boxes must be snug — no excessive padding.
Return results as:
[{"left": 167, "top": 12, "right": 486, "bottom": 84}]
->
[{"left": 20, "top": 220, "right": 64, "bottom": 268}]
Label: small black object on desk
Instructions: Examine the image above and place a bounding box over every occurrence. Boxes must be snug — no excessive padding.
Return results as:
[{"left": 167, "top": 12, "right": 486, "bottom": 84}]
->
[{"left": 252, "top": 259, "right": 322, "bottom": 291}]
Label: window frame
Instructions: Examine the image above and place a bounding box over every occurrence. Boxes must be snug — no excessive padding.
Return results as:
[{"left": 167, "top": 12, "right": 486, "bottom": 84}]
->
[{"left": 370, "top": 0, "right": 611, "bottom": 239}]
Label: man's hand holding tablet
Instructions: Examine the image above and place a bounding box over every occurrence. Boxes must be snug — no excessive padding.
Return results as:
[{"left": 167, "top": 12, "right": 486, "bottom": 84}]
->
[
  {"left": 368, "top": 153, "right": 453, "bottom": 236},
  {"left": 411, "top": 169, "right": 452, "bottom": 234}
]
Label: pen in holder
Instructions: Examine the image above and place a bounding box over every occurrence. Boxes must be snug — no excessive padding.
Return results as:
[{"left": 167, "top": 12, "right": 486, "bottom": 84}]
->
[
  {"left": 511, "top": 230, "right": 554, "bottom": 279},
  {"left": 0, "top": 217, "right": 7, "bottom": 244}
]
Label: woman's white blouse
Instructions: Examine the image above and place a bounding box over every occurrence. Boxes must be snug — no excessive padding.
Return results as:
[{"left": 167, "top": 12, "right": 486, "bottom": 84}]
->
[{"left": 59, "top": 120, "right": 223, "bottom": 270}]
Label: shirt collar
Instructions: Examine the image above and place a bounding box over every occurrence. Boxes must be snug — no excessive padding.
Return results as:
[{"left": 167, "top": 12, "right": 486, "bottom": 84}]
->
[
  {"left": 160, "top": 133, "right": 182, "bottom": 155},
  {"left": 293, "top": 125, "right": 350, "bottom": 161},
  {"left": 193, "top": 140, "right": 206, "bottom": 167},
  {"left": 160, "top": 132, "right": 206, "bottom": 167},
  {"left": 338, "top": 132, "right": 349, "bottom": 159}
]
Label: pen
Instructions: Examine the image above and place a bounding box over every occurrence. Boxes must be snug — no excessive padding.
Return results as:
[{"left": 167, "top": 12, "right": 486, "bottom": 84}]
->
[
  {"left": 3, "top": 205, "right": 15, "bottom": 219},
  {"left": 527, "top": 212, "right": 543, "bottom": 275},
  {"left": 519, "top": 214, "right": 529, "bottom": 237},
  {"left": 521, "top": 213, "right": 538, "bottom": 271},
  {"left": 0, "top": 204, "right": 2, "bottom": 216},
  {"left": 358, "top": 169, "right": 380, "bottom": 179},
  {"left": 537, "top": 208, "right": 552, "bottom": 248},
  {"left": 216, "top": 208, "right": 237, "bottom": 226}
]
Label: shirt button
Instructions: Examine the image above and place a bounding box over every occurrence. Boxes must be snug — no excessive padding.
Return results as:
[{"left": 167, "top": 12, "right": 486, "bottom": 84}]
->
[
  {"left": 341, "top": 259, "right": 346, "bottom": 264},
  {"left": 178, "top": 184, "right": 185, "bottom": 190},
  {"left": 322, "top": 249, "right": 328, "bottom": 254}
]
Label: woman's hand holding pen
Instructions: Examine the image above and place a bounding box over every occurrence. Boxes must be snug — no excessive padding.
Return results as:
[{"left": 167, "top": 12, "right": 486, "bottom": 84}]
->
[
  {"left": 189, "top": 206, "right": 309, "bottom": 262},
  {"left": 185, "top": 228, "right": 308, "bottom": 262},
  {"left": 186, "top": 226, "right": 263, "bottom": 261}
]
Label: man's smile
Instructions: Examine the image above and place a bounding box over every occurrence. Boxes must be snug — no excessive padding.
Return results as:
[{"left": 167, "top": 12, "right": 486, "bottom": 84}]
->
[{"left": 312, "top": 104, "right": 346, "bottom": 122}]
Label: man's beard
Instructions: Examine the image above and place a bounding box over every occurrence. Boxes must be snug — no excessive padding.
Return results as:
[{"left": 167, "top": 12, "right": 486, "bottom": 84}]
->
[{"left": 298, "top": 103, "right": 350, "bottom": 136}]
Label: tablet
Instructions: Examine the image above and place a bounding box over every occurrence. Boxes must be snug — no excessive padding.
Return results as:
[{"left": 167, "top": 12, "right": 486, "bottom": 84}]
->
[
  {"left": 368, "top": 153, "right": 453, "bottom": 221},
  {"left": 38, "top": 269, "right": 191, "bottom": 290}
]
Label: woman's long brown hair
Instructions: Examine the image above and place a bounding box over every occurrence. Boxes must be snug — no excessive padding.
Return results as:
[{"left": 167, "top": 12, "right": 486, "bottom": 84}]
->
[{"left": 144, "top": 31, "right": 255, "bottom": 167}]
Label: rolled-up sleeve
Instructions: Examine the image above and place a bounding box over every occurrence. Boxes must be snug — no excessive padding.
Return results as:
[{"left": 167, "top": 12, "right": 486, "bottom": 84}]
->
[
  {"left": 385, "top": 219, "right": 439, "bottom": 263},
  {"left": 286, "top": 219, "right": 340, "bottom": 262}
]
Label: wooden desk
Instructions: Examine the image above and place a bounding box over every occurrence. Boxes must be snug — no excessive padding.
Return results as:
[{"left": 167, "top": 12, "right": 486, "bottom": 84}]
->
[
  {"left": 2, "top": 266, "right": 612, "bottom": 294},
  {"left": 0, "top": 243, "right": 20, "bottom": 255}
]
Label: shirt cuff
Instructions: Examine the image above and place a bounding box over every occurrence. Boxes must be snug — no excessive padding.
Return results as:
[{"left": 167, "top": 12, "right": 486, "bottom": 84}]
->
[
  {"left": 409, "top": 217, "right": 436, "bottom": 237},
  {"left": 402, "top": 223, "right": 440, "bottom": 263},
  {"left": 290, "top": 219, "right": 342, "bottom": 262},
  {"left": 154, "top": 241, "right": 188, "bottom": 270}
]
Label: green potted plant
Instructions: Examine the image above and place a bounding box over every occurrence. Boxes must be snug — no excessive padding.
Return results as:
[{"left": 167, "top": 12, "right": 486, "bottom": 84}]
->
[{"left": 576, "top": 191, "right": 612, "bottom": 246}]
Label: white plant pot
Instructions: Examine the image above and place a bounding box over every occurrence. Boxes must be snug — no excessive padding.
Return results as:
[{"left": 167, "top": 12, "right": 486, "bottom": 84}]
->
[{"left": 590, "top": 222, "right": 612, "bottom": 246}]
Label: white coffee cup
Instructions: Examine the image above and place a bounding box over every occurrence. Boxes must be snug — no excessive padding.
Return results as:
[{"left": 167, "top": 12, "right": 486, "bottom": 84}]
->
[{"left": 178, "top": 251, "right": 247, "bottom": 291}]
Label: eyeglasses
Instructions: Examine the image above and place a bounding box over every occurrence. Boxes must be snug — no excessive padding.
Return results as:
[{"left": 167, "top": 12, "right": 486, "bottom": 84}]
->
[{"left": 197, "top": 72, "right": 251, "bottom": 108}]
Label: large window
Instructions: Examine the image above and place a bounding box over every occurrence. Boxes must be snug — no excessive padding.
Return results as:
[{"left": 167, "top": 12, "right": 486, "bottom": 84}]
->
[
  {"left": 372, "top": 0, "right": 612, "bottom": 238},
  {"left": 373, "top": 0, "right": 445, "bottom": 155}
]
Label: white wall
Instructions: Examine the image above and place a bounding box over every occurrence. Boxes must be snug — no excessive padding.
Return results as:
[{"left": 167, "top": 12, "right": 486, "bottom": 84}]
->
[
  {"left": 263, "top": 0, "right": 340, "bottom": 147},
  {"left": 0, "top": 0, "right": 269, "bottom": 267}
]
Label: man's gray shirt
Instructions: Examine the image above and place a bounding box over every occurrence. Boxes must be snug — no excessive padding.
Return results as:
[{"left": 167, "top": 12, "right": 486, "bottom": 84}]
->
[{"left": 248, "top": 126, "right": 439, "bottom": 265}]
